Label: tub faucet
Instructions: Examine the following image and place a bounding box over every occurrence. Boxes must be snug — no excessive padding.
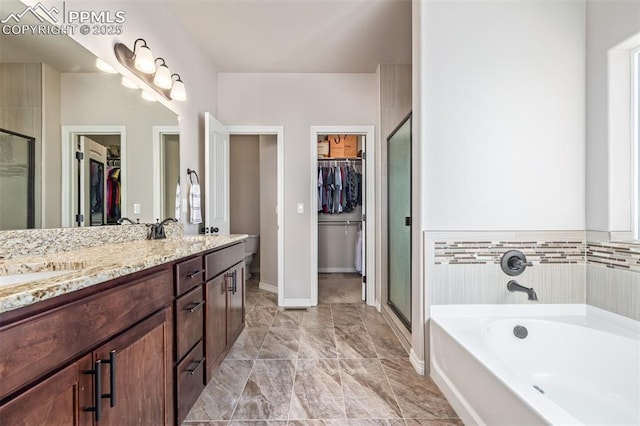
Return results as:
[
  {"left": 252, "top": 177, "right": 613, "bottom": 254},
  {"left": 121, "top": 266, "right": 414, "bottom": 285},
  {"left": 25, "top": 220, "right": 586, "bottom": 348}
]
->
[
  {"left": 117, "top": 217, "right": 138, "bottom": 225},
  {"left": 507, "top": 280, "right": 538, "bottom": 301}
]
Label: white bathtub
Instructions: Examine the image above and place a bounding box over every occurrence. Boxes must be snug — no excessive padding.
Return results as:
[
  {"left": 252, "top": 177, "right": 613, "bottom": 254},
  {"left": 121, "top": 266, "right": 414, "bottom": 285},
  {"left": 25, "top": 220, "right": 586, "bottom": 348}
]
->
[{"left": 430, "top": 304, "right": 640, "bottom": 426}]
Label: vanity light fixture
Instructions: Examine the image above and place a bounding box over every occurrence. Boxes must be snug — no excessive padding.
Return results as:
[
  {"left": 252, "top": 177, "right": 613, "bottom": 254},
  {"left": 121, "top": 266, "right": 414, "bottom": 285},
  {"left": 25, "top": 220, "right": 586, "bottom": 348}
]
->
[
  {"left": 114, "top": 39, "right": 187, "bottom": 102},
  {"left": 153, "top": 58, "right": 172, "bottom": 89},
  {"left": 170, "top": 74, "right": 187, "bottom": 102},
  {"left": 121, "top": 76, "right": 138, "bottom": 89},
  {"left": 96, "top": 58, "right": 117, "bottom": 73}
]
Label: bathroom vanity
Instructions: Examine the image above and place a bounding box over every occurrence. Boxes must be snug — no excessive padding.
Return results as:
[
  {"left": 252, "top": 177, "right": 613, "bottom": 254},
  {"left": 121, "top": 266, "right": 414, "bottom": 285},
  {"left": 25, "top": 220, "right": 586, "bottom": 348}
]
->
[{"left": 0, "top": 235, "right": 246, "bottom": 426}]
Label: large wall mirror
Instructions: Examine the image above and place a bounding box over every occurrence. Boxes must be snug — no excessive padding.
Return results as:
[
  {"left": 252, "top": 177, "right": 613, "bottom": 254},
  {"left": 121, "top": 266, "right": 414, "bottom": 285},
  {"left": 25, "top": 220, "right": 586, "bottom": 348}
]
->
[{"left": 0, "top": 0, "right": 179, "bottom": 230}]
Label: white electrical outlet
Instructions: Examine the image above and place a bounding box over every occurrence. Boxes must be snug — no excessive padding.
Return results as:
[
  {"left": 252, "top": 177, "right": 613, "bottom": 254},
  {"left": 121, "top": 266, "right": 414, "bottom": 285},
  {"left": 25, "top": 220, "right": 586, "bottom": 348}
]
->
[
  {"left": 297, "top": 203, "right": 304, "bottom": 214},
  {"left": 133, "top": 203, "right": 141, "bottom": 214}
]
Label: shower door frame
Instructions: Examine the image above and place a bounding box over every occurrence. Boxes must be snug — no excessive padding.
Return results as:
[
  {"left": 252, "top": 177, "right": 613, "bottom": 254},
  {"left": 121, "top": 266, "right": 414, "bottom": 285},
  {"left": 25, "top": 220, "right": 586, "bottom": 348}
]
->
[{"left": 0, "top": 128, "right": 36, "bottom": 229}]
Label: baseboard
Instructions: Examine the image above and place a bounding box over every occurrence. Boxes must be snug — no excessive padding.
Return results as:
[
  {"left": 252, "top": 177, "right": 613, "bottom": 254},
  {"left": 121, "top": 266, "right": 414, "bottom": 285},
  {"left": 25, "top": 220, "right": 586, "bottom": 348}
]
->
[
  {"left": 318, "top": 267, "right": 358, "bottom": 273},
  {"left": 259, "top": 281, "right": 278, "bottom": 294},
  {"left": 281, "top": 298, "right": 312, "bottom": 308},
  {"left": 410, "top": 348, "right": 426, "bottom": 376}
]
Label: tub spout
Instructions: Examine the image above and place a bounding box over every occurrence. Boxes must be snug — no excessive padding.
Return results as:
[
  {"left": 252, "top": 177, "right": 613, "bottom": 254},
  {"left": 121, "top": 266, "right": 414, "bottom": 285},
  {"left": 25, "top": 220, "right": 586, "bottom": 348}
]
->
[{"left": 507, "top": 280, "right": 538, "bottom": 301}]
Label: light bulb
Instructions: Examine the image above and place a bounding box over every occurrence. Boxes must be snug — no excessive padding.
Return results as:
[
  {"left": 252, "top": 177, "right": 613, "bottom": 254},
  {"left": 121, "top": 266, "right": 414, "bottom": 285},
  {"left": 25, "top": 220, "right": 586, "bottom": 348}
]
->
[
  {"left": 141, "top": 91, "right": 157, "bottom": 102},
  {"left": 96, "top": 58, "right": 117, "bottom": 73},
  {"left": 154, "top": 63, "right": 172, "bottom": 89},
  {"left": 170, "top": 77, "right": 187, "bottom": 102},
  {"left": 134, "top": 44, "right": 155, "bottom": 74},
  {"left": 121, "top": 76, "right": 138, "bottom": 89}
]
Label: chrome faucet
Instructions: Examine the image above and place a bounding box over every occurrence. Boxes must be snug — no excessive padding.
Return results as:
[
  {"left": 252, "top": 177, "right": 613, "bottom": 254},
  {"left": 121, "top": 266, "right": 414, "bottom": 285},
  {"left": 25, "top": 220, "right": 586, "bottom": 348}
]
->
[
  {"left": 117, "top": 217, "right": 138, "bottom": 225},
  {"left": 507, "top": 280, "right": 538, "bottom": 301},
  {"left": 147, "top": 217, "right": 178, "bottom": 240}
]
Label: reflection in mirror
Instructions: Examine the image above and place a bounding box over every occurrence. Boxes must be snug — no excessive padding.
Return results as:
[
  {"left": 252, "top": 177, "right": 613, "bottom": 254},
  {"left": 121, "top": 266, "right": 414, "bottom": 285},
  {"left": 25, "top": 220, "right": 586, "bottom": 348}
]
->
[
  {"left": 0, "top": 129, "right": 35, "bottom": 229},
  {"left": 0, "top": 0, "right": 179, "bottom": 230}
]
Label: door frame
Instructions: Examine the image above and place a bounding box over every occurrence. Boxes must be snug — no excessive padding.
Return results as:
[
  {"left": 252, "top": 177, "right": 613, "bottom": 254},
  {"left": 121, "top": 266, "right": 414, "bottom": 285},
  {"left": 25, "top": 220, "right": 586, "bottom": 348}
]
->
[
  {"left": 152, "top": 126, "right": 180, "bottom": 221},
  {"left": 61, "top": 126, "right": 127, "bottom": 227},
  {"left": 310, "top": 125, "right": 376, "bottom": 306},
  {"left": 227, "top": 125, "right": 285, "bottom": 307}
]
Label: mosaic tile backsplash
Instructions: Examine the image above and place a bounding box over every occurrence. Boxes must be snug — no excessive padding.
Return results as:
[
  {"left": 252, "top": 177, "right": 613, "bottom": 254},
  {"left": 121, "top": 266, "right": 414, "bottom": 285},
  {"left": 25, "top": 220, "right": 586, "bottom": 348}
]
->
[
  {"left": 434, "top": 239, "right": 640, "bottom": 273},
  {"left": 434, "top": 240, "right": 585, "bottom": 265},
  {"left": 587, "top": 241, "right": 640, "bottom": 272}
]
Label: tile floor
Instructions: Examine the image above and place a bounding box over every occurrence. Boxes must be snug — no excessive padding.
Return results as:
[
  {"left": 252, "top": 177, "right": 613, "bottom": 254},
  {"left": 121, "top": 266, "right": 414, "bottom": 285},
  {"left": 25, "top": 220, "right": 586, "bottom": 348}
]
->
[{"left": 183, "top": 275, "right": 461, "bottom": 426}]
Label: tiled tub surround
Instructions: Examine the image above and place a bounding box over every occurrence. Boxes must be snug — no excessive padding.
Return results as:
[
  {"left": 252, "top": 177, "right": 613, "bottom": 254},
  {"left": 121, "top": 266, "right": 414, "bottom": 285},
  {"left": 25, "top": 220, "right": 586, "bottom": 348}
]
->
[
  {"left": 427, "top": 233, "right": 587, "bottom": 306},
  {"left": 587, "top": 241, "right": 640, "bottom": 321},
  {"left": 0, "top": 234, "right": 247, "bottom": 313},
  {"left": 0, "top": 222, "right": 184, "bottom": 259},
  {"left": 427, "top": 232, "right": 640, "bottom": 320}
]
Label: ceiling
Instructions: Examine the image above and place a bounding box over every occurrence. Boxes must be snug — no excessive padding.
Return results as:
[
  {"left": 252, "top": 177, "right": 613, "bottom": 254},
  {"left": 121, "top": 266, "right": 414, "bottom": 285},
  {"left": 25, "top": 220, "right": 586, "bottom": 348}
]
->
[
  {"left": 169, "top": 0, "right": 412, "bottom": 73},
  {"left": 0, "top": 0, "right": 411, "bottom": 74},
  {"left": 0, "top": 0, "right": 97, "bottom": 72}
]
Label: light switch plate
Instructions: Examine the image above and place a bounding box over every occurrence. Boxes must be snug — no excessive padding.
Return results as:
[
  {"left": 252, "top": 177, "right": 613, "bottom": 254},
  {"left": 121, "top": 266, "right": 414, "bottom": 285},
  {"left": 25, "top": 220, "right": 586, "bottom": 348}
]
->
[
  {"left": 297, "top": 203, "right": 304, "bottom": 214},
  {"left": 133, "top": 203, "right": 141, "bottom": 214}
]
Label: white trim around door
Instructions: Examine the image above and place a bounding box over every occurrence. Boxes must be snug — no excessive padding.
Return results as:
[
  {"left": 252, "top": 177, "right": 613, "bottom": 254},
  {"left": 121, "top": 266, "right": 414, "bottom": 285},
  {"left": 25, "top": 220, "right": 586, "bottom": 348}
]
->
[
  {"left": 226, "top": 125, "right": 285, "bottom": 307},
  {"left": 61, "top": 126, "right": 127, "bottom": 227}
]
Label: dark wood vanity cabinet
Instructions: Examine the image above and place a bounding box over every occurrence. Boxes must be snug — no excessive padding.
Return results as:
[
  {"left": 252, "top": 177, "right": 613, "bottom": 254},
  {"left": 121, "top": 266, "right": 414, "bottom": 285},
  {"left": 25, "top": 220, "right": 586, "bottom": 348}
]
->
[
  {"left": 0, "top": 267, "right": 174, "bottom": 426},
  {"left": 174, "top": 241, "right": 246, "bottom": 424},
  {"left": 0, "top": 240, "right": 245, "bottom": 426}
]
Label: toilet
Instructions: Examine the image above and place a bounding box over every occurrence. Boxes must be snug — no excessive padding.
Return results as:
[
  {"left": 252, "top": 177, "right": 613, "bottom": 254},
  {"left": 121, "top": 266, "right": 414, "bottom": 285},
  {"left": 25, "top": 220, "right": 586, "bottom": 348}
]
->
[{"left": 244, "top": 235, "right": 259, "bottom": 279}]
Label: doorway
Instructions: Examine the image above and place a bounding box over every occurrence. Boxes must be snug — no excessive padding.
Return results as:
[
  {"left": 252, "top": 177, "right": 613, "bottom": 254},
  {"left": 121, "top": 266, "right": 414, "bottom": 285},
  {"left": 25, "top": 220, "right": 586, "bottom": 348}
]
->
[
  {"left": 229, "top": 134, "right": 278, "bottom": 294},
  {"left": 62, "top": 126, "right": 126, "bottom": 227},
  {"left": 310, "top": 126, "right": 376, "bottom": 306},
  {"left": 225, "top": 125, "right": 284, "bottom": 305}
]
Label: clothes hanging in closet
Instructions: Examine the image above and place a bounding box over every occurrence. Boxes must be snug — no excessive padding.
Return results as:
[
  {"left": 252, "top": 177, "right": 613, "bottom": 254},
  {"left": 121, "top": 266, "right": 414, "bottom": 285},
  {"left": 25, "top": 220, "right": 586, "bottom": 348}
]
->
[
  {"left": 107, "top": 167, "right": 121, "bottom": 222},
  {"left": 317, "top": 163, "right": 361, "bottom": 214}
]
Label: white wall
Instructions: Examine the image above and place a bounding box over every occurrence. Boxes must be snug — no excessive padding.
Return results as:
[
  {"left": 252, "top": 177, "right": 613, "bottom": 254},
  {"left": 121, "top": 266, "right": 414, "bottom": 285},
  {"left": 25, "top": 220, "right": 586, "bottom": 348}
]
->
[
  {"left": 229, "top": 135, "right": 261, "bottom": 237},
  {"left": 218, "top": 73, "right": 377, "bottom": 301},
  {"left": 586, "top": 0, "right": 640, "bottom": 232},
  {"left": 420, "top": 0, "right": 586, "bottom": 231},
  {"left": 23, "top": 0, "right": 221, "bottom": 233}
]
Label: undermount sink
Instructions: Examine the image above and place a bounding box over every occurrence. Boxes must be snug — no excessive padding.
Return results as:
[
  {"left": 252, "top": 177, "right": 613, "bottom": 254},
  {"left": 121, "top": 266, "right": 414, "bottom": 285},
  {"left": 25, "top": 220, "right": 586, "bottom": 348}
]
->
[{"left": 0, "top": 270, "right": 74, "bottom": 288}]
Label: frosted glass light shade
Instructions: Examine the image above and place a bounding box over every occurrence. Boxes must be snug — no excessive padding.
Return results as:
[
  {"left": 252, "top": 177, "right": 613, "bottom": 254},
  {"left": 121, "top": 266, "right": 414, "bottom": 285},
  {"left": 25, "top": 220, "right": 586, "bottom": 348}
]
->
[
  {"left": 141, "top": 91, "right": 157, "bottom": 102},
  {"left": 121, "top": 76, "right": 138, "bottom": 89},
  {"left": 170, "top": 78, "right": 187, "bottom": 101},
  {"left": 96, "top": 58, "right": 117, "bottom": 73},
  {"left": 134, "top": 45, "right": 155, "bottom": 74},
  {"left": 154, "top": 64, "right": 172, "bottom": 89}
]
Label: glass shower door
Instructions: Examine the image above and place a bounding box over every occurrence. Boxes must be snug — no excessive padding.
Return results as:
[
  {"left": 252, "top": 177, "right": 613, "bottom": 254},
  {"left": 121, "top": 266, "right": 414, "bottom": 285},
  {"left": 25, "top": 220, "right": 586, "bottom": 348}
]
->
[
  {"left": 0, "top": 129, "right": 35, "bottom": 230},
  {"left": 387, "top": 114, "right": 412, "bottom": 329}
]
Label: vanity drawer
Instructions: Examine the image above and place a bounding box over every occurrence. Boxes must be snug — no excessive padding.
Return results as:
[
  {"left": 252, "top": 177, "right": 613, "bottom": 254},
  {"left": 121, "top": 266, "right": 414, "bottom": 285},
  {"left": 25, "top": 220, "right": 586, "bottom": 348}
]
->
[
  {"left": 205, "top": 243, "right": 244, "bottom": 281},
  {"left": 175, "top": 256, "right": 204, "bottom": 296},
  {"left": 176, "top": 341, "right": 205, "bottom": 424},
  {"left": 175, "top": 286, "right": 204, "bottom": 362}
]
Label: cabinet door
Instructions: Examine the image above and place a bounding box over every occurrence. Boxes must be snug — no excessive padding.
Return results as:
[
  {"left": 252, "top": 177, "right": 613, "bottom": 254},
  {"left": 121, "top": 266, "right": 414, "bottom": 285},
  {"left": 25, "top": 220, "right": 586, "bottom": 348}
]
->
[
  {"left": 0, "top": 354, "right": 93, "bottom": 426},
  {"left": 227, "top": 263, "right": 245, "bottom": 344},
  {"left": 93, "top": 309, "right": 171, "bottom": 426},
  {"left": 205, "top": 274, "right": 227, "bottom": 380}
]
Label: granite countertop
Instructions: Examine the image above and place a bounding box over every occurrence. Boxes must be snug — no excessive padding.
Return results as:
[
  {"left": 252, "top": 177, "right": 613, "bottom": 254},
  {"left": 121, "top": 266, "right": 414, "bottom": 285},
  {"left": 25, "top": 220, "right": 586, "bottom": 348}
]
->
[{"left": 0, "top": 235, "right": 248, "bottom": 314}]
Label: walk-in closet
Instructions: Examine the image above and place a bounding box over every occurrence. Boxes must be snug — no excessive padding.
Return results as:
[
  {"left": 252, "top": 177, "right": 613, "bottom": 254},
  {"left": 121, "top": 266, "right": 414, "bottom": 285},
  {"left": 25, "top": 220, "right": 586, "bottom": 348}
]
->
[{"left": 316, "top": 134, "right": 366, "bottom": 304}]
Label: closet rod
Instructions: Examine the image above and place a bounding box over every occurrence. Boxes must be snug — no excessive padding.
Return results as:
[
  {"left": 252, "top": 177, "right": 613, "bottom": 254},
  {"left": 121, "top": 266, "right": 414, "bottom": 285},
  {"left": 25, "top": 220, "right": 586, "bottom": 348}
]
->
[{"left": 318, "top": 220, "right": 362, "bottom": 225}]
